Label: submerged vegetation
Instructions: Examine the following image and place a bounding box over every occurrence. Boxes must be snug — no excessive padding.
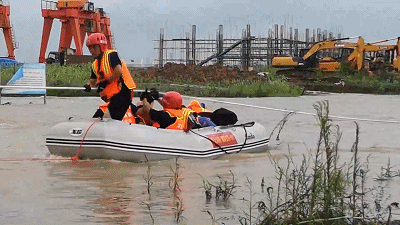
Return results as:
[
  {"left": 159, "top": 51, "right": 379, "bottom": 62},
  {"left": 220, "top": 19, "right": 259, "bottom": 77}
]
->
[{"left": 134, "top": 100, "right": 398, "bottom": 224}]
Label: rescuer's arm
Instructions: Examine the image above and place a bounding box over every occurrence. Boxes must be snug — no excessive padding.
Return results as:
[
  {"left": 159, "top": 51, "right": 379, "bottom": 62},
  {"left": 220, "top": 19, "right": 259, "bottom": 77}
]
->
[
  {"left": 83, "top": 69, "right": 97, "bottom": 92},
  {"left": 107, "top": 64, "right": 123, "bottom": 83},
  {"left": 107, "top": 52, "right": 123, "bottom": 83},
  {"left": 88, "top": 69, "right": 97, "bottom": 87}
]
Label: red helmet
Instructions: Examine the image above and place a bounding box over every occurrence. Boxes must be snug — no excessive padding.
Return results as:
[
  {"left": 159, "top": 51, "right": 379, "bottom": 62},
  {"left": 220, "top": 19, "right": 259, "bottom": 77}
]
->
[
  {"left": 86, "top": 33, "right": 108, "bottom": 51},
  {"left": 161, "top": 91, "right": 182, "bottom": 109}
]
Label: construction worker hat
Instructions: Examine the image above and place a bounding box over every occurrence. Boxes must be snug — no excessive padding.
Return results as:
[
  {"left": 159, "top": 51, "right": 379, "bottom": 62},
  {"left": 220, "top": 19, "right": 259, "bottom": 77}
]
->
[
  {"left": 161, "top": 91, "right": 182, "bottom": 109},
  {"left": 86, "top": 33, "right": 108, "bottom": 51}
]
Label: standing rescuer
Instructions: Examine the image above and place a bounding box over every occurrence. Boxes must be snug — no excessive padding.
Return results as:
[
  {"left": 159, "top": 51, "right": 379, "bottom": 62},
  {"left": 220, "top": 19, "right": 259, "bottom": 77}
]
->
[{"left": 83, "top": 33, "right": 136, "bottom": 120}]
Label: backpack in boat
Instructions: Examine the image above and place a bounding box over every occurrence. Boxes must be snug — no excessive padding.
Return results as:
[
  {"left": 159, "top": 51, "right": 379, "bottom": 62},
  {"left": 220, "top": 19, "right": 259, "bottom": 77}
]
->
[{"left": 210, "top": 108, "right": 238, "bottom": 126}]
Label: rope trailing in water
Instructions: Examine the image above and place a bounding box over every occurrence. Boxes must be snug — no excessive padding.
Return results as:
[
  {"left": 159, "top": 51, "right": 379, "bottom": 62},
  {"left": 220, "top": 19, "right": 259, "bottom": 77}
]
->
[
  {"left": 3, "top": 86, "right": 396, "bottom": 123},
  {"left": 0, "top": 117, "right": 102, "bottom": 162},
  {"left": 71, "top": 117, "right": 101, "bottom": 161},
  {"left": 181, "top": 95, "right": 400, "bottom": 124}
]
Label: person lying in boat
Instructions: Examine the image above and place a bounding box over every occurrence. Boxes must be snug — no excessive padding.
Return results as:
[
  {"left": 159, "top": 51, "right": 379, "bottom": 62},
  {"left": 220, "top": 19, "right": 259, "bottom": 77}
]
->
[
  {"left": 186, "top": 100, "right": 216, "bottom": 127},
  {"left": 183, "top": 94, "right": 238, "bottom": 126},
  {"left": 83, "top": 33, "right": 136, "bottom": 121}
]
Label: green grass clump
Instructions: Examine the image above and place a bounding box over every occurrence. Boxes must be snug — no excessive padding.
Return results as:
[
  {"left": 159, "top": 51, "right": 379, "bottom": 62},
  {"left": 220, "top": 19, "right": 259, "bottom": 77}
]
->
[
  {"left": 45, "top": 63, "right": 96, "bottom": 96},
  {"left": 0, "top": 64, "right": 21, "bottom": 84},
  {"left": 4, "top": 63, "right": 400, "bottom": 96},
  {"left": 11, "top": 64, "right": 302, "bottom": 97},
  {"left": 256, "top": 101, "right": 369, "bottom": 224}
]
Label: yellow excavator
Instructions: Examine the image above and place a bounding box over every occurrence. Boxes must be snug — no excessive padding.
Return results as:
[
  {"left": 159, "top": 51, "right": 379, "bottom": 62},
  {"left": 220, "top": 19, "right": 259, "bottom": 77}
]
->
[
  {"left": 392, "top": 39, "right": 400, "bottom": 74},
  {"left": 348, "top": 37, "right": 400, "bottom": 76},
  {"left": 271, "top": 37, "right": 360, "bottom": 80},
  {"left": 272, "top": 36, "right": 400, "bottom": 80}
]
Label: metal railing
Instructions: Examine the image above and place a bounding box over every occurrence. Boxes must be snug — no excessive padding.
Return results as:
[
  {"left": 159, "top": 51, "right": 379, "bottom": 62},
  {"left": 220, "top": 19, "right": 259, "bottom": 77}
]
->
[{"left": 41, "top": 0, "right": 57, "bottom": 10}]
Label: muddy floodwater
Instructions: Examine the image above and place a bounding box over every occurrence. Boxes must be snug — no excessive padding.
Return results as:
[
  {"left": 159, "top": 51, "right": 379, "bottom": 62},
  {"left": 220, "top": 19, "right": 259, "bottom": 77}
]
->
[{"left": 1, "top": 93, "right": 400, "bottom": 224}]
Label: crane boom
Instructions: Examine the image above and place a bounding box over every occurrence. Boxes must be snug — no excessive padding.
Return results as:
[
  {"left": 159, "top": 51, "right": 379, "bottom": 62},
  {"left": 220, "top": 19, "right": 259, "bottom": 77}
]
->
[{"left": 0, "top": 2, "right": 16, "bottom": 59}]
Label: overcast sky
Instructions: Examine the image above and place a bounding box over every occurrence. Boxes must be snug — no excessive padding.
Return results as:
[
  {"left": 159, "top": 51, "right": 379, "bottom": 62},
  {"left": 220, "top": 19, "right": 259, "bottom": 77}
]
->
[{"left": 2, "top": 0, "right": 400, "bottom": 63}]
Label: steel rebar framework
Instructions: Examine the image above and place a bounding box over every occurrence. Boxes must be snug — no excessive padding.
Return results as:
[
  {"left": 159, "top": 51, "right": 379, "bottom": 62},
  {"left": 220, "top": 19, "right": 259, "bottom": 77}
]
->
[{"left": 154, "top": 24, "right": 342, "bottom": 71}]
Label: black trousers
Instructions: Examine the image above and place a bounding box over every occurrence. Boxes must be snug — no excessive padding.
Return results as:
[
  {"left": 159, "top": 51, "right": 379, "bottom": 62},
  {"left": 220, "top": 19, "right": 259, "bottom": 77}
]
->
[{"left": 108, "top": 88, "right": 132, "bottom": 120}]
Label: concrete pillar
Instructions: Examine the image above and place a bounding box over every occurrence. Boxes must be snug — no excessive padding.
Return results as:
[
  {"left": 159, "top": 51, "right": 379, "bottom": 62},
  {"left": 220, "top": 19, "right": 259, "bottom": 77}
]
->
[
  {"left": 158, "top": 28, "right": 164, "bottom": 68},
  {"left": 217, "top": 25, "right": 223, "bottom": 65},
  {"left": 280, "top": 25, "right": 284, "bottom": 55},
  {"left": 294, "top": 29, "right": 298, "bottom": 57},
  {"left": 305, "top": 28, "right": 310, "bottom": 48},
  {"left": 191, "top": 25, "right": 196, "bottom": 64},
  {"left": 274, "top": 24, "right": 279, "bottom": 55},
  {"left": 289, "top": 27, "right": 293, "bottom": 56}
]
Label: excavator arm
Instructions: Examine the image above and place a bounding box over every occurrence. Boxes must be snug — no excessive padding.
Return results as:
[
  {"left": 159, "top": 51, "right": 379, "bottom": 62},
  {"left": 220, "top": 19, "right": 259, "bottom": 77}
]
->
[
  {"left": 301, "top": 37, "right": 357, "bottom": 60},
  {"left": 392, "top": 38, "right": 400, "bottom": 73},
  {"left": 348, "top": 37, "right": 400, "bottom": 74}
]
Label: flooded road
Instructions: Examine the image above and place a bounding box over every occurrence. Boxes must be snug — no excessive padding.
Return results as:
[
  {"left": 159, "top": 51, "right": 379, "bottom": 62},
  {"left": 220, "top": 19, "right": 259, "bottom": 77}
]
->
[{"left": 1, "top": 93, "right": 400, "bottom": 224}]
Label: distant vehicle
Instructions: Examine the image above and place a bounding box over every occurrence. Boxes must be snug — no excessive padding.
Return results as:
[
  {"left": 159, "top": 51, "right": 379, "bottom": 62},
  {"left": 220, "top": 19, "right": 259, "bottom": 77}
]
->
[{"left": 46, "top": 49, "right": 93, "bottom": 66}]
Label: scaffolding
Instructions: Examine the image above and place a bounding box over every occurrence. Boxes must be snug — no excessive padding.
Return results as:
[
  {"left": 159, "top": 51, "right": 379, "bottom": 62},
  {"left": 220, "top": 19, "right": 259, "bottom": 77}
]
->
[{"left": 155, "top": 24, "right": 342, "bottom": 71}]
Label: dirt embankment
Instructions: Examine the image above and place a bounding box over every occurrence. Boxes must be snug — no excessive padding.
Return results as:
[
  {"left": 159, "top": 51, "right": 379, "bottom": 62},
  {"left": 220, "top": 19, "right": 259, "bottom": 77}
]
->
[
  {"left": 131, "top": 63, "right": 400, "bottom": 94},
  {"left": 133, "top": 63, "right": 261, "bottom": 82}
]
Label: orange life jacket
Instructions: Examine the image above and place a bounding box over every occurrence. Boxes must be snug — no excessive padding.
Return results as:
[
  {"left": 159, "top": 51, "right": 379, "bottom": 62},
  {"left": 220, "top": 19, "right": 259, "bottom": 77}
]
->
[
  {"left": 164, "top": 107, "right": 194, "bottom": 130},
  {"left": 92, "top": 50, "right": 136, "bottom": 101},
  {"left": 187, "top": 100, "right": 210, "bottom": 113},
  {"left": 122, "top": 107, "right": 136, "bottom": 124},
  {"left": 98, "top": 102, "right": 138, "bottom": 124}
]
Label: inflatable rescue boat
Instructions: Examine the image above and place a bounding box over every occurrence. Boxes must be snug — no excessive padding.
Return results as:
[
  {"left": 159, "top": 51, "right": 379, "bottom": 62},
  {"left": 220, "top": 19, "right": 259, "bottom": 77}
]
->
[{"left": 46, "top": 119, "right": 270, "bottom": 162}]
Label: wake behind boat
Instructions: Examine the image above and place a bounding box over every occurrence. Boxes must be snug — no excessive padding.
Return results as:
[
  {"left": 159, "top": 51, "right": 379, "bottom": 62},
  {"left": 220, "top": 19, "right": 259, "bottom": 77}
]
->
[{"left": 46, "top": 119, "right": 270, "bottom": 162}]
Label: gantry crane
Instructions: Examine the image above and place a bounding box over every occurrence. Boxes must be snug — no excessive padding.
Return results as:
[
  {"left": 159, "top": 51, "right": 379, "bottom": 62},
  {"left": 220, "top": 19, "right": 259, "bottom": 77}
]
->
[
  {"left": 38, "top": 0, "right": 113, "bottom": 63},
  {"left": 0, "top": 1, "right": 17, "bottom": 59}
]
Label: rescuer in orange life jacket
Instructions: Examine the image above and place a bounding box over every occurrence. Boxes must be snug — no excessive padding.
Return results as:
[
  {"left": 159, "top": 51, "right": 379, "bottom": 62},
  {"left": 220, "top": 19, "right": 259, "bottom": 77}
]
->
[
  {"left": 131, "top": 89, "right": 202, "bottom": 130},
  {"left": 83, "top": 33, "right": 136, "bottom": 120},
  {"left": 131, "top": 88, "right": 238, "bottom": 129}
]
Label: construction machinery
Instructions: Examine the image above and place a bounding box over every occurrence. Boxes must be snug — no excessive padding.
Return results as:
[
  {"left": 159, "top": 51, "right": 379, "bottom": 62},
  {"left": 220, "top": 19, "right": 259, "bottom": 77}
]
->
[
  {"left": 391, "top": 38, "right": 400, "bottom": 73},
  {"left": 39, "top": 0, "right": 113, "bottom": 63},
  {"left": 272, "top": 37, "right": 359, "bottom": 78},
  {"left": 0, "top": 1, "right": 17, "bottom": 60},
  {"left": 348, "top": 37, "right": 400, "bottom": 76},
  {"left": 272, "top": 36, "right": 400, "bottom": 81}
]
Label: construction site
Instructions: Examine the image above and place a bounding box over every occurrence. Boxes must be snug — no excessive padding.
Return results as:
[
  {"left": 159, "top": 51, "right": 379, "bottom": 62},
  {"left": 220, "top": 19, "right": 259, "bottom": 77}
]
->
[
  {"left": 155, "top": 24, "right": 342, "bottom": 69},
  {"left": 1, "top": 0, "right": 400, "bottom": 84}
]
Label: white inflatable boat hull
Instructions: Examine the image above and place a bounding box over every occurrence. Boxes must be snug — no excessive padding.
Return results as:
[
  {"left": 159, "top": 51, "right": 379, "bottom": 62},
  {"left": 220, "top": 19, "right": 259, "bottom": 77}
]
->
[{"left": 46, "top": 119, "right": 269, "bottom": 162}]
